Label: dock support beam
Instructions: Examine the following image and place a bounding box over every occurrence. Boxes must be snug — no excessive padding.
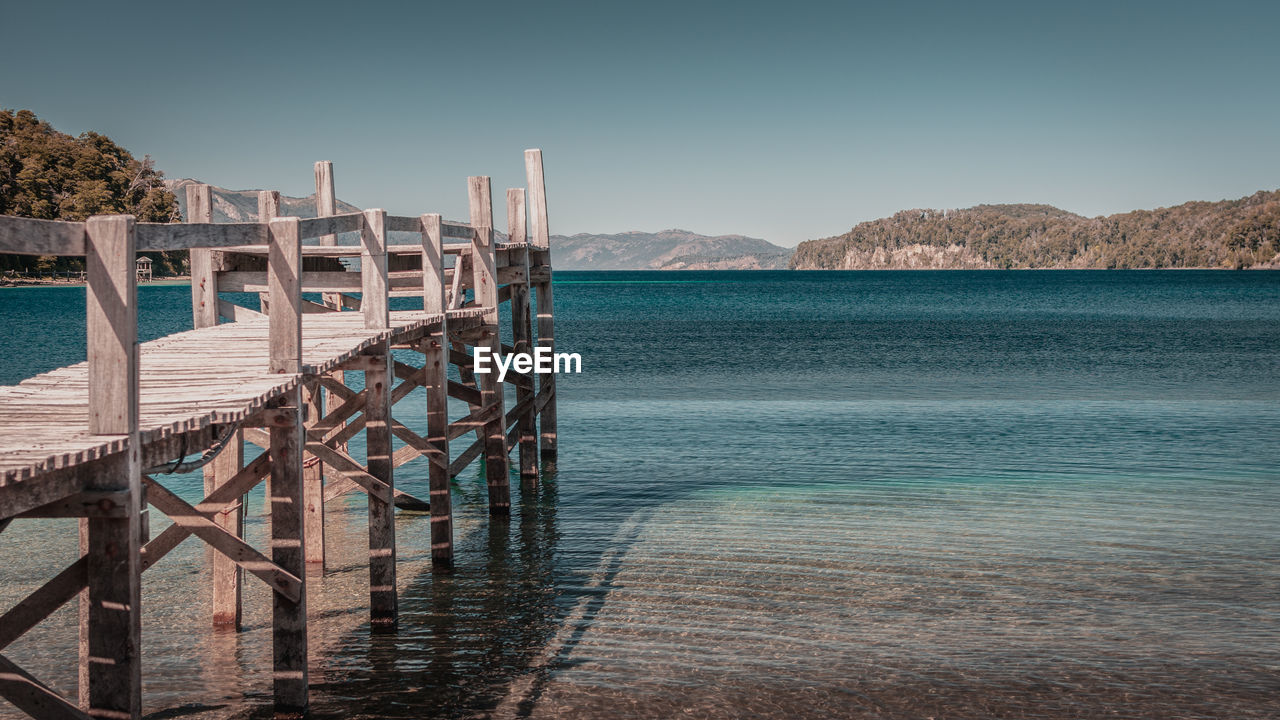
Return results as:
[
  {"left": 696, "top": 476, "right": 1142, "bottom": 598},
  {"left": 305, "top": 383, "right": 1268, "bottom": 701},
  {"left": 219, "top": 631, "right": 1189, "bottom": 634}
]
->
[
  {"left": 210, "top": 431, "right": 244, "bottom": 627},
  {"left": 83, "top": 214, "right": 142, "bottom": 719},
  {"left": 468, "top": 176, "right": 511, "bottom": 515},
  {"left": 302, "top": 382, "right": 325, "bottom": 568},
  {"left": 268, "top": 392, "right": 308, "bottom": 716},
  {"left": 507, "top": 188, "right": 539, "bottom": 483},
  {"left": 525, "top": 150, "right": 558, "bottom": 462},
  {"left": 422, "top": 214, "right": 453, "bottom": 569},
  {"left": 364, "top": 347, "right": 397, "bottom": 627},
  {"left": 266, "top": 215, "right": 308, "bottom": 714}
]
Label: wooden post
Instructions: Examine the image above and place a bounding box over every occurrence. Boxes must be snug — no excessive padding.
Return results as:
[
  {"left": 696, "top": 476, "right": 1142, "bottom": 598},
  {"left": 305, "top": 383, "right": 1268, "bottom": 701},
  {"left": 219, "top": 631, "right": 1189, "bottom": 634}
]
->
[
  {"left": 301, "top": 381, "right": 325, "bottom": 568},
  {"left": 84, "top": 214, "right": 142, "bottom": 719},
  {"left": 268, "top": 217, "right": 302, "bottom": 375},
  {"left": 525, "top": 150, "right": 557, "bottom": 461},
  {"left": 187, "top": 184, "right": 217, "bottom": 329},
  {"left": 364, "top": 347, "right": 397, "bottom": 627},
  {"left": 269, "top": 389, "right": 308, "bottom": 715},
  {"left": 361, "top": 209, "right": 389, "bottom": 330},
  {"left": 259, "top": 190, "right": 281, "bottom": 221},
  {"left": 210, "top": 431, "right": 243, "bottom": 628},
  {"left": 507, "top": 189, "right": 538, "bottom": 482},
  {"left": 315, "top": 161, "right": 340, "bottom": 309},
  {"left": 468, "top": 176, "right": 510, "bottom": 515},
  {"left": 265, "top": 232, "right": 307, "bottom": 711},
  {"left": 421, "top": 213, "right": 453, "bottom": 568},
  {"left": 264, "top": 190, "right": 322, "bottom": 563}
]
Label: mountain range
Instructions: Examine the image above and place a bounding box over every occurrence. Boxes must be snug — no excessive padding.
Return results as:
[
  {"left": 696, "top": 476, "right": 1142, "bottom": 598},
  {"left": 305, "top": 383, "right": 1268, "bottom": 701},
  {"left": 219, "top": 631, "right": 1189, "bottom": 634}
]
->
[{"left": 167, "top": 180, "right": 792, "bottom": 270}]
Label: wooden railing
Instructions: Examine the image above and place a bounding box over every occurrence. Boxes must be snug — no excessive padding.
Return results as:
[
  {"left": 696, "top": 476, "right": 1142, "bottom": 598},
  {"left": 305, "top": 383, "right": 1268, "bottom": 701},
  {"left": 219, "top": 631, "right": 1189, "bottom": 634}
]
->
[{"left": 0, "top": 164, "right": 556, "bottom": 429}]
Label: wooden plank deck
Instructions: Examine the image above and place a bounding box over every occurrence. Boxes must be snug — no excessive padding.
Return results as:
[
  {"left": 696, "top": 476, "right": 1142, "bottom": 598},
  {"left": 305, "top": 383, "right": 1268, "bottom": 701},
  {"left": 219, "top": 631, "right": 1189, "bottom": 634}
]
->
[{"left": 0, "top": 307, "right": 487, "bottom": 486}]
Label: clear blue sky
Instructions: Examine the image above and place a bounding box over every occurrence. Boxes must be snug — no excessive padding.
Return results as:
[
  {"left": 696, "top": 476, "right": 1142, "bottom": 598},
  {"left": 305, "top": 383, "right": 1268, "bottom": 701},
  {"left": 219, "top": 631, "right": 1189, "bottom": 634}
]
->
[{"left": 3, "top": 0, "right": 1277, "bottom": 246}]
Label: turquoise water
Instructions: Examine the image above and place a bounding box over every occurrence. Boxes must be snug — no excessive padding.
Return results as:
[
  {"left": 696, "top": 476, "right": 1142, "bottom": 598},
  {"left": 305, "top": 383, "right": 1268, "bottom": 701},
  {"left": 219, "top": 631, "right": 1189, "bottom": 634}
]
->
[{"left": 1, "top": 270, "right": 1278, "bottom": 718}]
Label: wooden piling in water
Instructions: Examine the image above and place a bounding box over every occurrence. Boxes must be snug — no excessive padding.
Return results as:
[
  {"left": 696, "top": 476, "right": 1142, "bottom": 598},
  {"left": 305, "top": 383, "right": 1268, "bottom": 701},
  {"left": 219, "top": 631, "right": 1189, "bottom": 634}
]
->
[
  {"left": 525, "top": 150, "right": 558, "bottom": 462},
  {"left": 83, "top": 214, "right": 142, "bottom": 719},
  {"left": 422, "top": 213, "right": 454, "bottom": 569},
  {"left": 468, "top": 176, "right": 511, "bottom": 515},
  {"left": 507, "top": 188, "right": 539, "bottom": 482}
]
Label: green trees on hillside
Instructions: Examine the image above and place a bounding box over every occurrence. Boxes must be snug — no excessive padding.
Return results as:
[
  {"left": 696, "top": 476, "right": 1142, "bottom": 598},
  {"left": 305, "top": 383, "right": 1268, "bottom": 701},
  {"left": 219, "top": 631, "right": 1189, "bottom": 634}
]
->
[
  {"left": 790, "top": 193, "right": 1280, "bottom": 270},
  {"left": 0, "top": 109, "right": 183, "bottom": 275}
]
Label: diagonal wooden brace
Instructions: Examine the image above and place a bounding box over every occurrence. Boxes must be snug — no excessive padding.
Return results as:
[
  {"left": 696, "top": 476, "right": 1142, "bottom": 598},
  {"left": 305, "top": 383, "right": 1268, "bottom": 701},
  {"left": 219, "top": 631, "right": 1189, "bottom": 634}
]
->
[
  {"left": 0, "top": 653, "right": 91, "bottom": 720},
  {"left": 0, "top": 558, "right": 87, "bottom": 652},
  {"left": 139, "top": 452, "right": 272, "bottom": 571},
  {"left": 143, "top": 477, "right": 302, "bottom": 604},
  {"left": 305, "top": 443, "right": 393, "bottom": 504}
]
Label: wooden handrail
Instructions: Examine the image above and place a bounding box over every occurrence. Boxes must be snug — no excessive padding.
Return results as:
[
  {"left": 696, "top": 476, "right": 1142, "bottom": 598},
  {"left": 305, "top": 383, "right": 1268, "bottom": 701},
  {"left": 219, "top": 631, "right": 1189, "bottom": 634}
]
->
[
  {"left": 297, "top": 212, "right": 363, "bottom": 240},
  {"left": 0, "top": 215, "right": 86, "bottom": 256},
  {"left": 0, "top": 213, "right": 476, "bottom": 254},
  {"left": 385, "top": 215, "right": 474, "bottom": 238},
  {"left": 215, "top": 243, "right": 473, "bottom": 256}
]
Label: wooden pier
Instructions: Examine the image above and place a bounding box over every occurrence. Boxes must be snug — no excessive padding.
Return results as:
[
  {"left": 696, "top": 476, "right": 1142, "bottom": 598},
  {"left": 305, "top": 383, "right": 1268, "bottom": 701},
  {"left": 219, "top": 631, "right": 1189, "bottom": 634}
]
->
[{"left": 0, "top": 150, "right": 559, "bottom": 719}]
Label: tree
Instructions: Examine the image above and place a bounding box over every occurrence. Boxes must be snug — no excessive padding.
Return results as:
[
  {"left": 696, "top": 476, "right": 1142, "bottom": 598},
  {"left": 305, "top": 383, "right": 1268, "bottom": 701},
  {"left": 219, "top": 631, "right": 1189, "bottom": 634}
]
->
[{"left": 0, "top": 109, "right": 184, "bottom": 275}]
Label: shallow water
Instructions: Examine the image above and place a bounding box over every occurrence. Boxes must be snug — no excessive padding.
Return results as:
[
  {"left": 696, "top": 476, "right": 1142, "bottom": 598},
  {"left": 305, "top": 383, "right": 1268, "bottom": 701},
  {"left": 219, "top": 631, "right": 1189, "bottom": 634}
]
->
[{"left": 1, "top": 270, "right": 1278, "bottom": 718}]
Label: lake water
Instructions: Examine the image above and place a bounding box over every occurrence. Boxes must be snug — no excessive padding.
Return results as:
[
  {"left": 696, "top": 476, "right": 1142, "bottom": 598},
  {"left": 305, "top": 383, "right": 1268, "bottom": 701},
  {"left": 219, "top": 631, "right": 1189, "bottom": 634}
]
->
[{"left": 1, "top": 270, "right": 1278, "bottom": 719}]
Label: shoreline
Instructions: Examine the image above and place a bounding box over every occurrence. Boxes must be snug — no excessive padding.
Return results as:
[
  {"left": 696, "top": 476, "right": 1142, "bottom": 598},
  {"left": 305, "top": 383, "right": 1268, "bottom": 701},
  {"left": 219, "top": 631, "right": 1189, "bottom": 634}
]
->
[
  {"left": 2, "top": 267, "right": 1276, "bottom": 289},
  {"left": 0, "top": 275, "right": 191, "bottom": 288}
]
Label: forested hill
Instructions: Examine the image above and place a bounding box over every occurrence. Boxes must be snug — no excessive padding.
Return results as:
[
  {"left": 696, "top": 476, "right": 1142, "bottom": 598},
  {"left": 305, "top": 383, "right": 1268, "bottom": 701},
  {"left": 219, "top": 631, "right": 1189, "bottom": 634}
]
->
[
  {"left": 1, "top": 109, "right": 181, "bottom": 274},
  {"left": 790, "top": 192, "right": 1280, "bottom": 270}
]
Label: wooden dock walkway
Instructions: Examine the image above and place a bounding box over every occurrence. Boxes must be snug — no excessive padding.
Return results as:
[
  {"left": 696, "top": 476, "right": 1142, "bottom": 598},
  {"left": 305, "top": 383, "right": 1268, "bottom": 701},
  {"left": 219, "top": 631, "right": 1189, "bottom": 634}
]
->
[{"left": 0, "top": 151, "right": 560, "bottom": 719}]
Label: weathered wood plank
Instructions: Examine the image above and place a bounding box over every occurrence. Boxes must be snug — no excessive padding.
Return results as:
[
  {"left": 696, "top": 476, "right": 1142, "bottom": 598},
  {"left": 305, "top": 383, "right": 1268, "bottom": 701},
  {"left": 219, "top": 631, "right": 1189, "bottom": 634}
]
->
[
  {"left": 364, "top": 349, "right": 397, "bottom": 627},
  {"left": 0, "top": 557, "right": 88, "bottom": 651},
  {"left": 210, "top": 429, "right": 244, "bottom": 627},
  {"left": 526, "top": 149, "right": 558, "bottom": 460},
  {"left": 269, "top": 393, "right": 308, "bottom": 715},
  {"left": 135, "top": 222, "right": 267, "bottom": 251},
  {"left": 302, "top": 382, "right": 325, "bottom": 567},
  {"left": 315, "top": 161, "right": 340, "bottom": 312},
  {"left": 297, "top": 212, "right": 363, "bottom": 240},
  {"left": 86, "top": 215, "right": 138, "bottom": 436},
  {"left": 82, "top": 212, "right": 143, "bottom": 717},
  {"left": 143, "top": 476, "right": 301, "bottom": 603},
  {"left": 362, "top": 209, "right": 389, "bottom": 329},
  {"left": 139, "top": 452, "right": 272, "bottom": 572},
  {"left": 83, "top": 451, "right": 141, "bottom": 719},
  {"left": 468, "top": 177, "right": 510, "bottom": 515},
  {"left": 16, "top": 490, "right": 129, "bottom": 518},
  {"left": 268, "top": 217, "right": 303, "bottom": 374},
  {"left": 218, "top": 270, "right": 430, "bottom": 294},
  {"left": 259, "top": 190, "right": 281, "bottom": 222},
  {"left": 448, "top": 380, "right": 483, "bottom": 406},
  {"left": 421, "top": 214, "right": 454, "bottom": 568},
  {"left": 305, "top": 443, "right": 391, "bottom": 503},
  {"left": 0, "top": 653, "right": 91, "bottom": 720},
  {"left": 0, "top": 215, "right": 86, "bottom": 256},
  {"left": 187, "top": 184, "right": 218, "bottom": 329},
  {"left": 508, "top": 189, "right": 538, "bottom": 482}
]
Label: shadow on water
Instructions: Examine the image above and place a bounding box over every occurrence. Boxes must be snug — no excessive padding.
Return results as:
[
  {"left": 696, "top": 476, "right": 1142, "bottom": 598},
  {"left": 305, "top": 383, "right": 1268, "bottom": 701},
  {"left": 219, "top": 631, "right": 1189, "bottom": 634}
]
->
[{"left": 233, "top": 465, "right": 646, "bottom": 720}]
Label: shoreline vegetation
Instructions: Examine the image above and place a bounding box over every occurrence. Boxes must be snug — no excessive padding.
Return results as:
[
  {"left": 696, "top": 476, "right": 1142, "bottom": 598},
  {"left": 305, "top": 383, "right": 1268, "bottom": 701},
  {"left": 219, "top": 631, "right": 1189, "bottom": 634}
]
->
[
  {"left": 791, "top": 192, "right": 1280, "bottom": 271},
  {"left": 1, "top": 274, "right": 190, "bottom": 288}
]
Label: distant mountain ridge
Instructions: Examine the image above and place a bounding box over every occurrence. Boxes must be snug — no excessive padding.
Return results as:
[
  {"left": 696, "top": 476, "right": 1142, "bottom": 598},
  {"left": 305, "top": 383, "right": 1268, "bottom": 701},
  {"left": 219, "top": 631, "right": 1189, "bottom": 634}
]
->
[
  {"left": 165, "top": 179, "right": 361, "bottom": 222},
  {"left": 551, "top": 229, "right": 792, "bottom": 270},
  {"left": 168, "top": 180, "right": 793, "bottom": 270},
  {"left": 791, "top": 191, "right": 1280, "bottom": 270}
]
